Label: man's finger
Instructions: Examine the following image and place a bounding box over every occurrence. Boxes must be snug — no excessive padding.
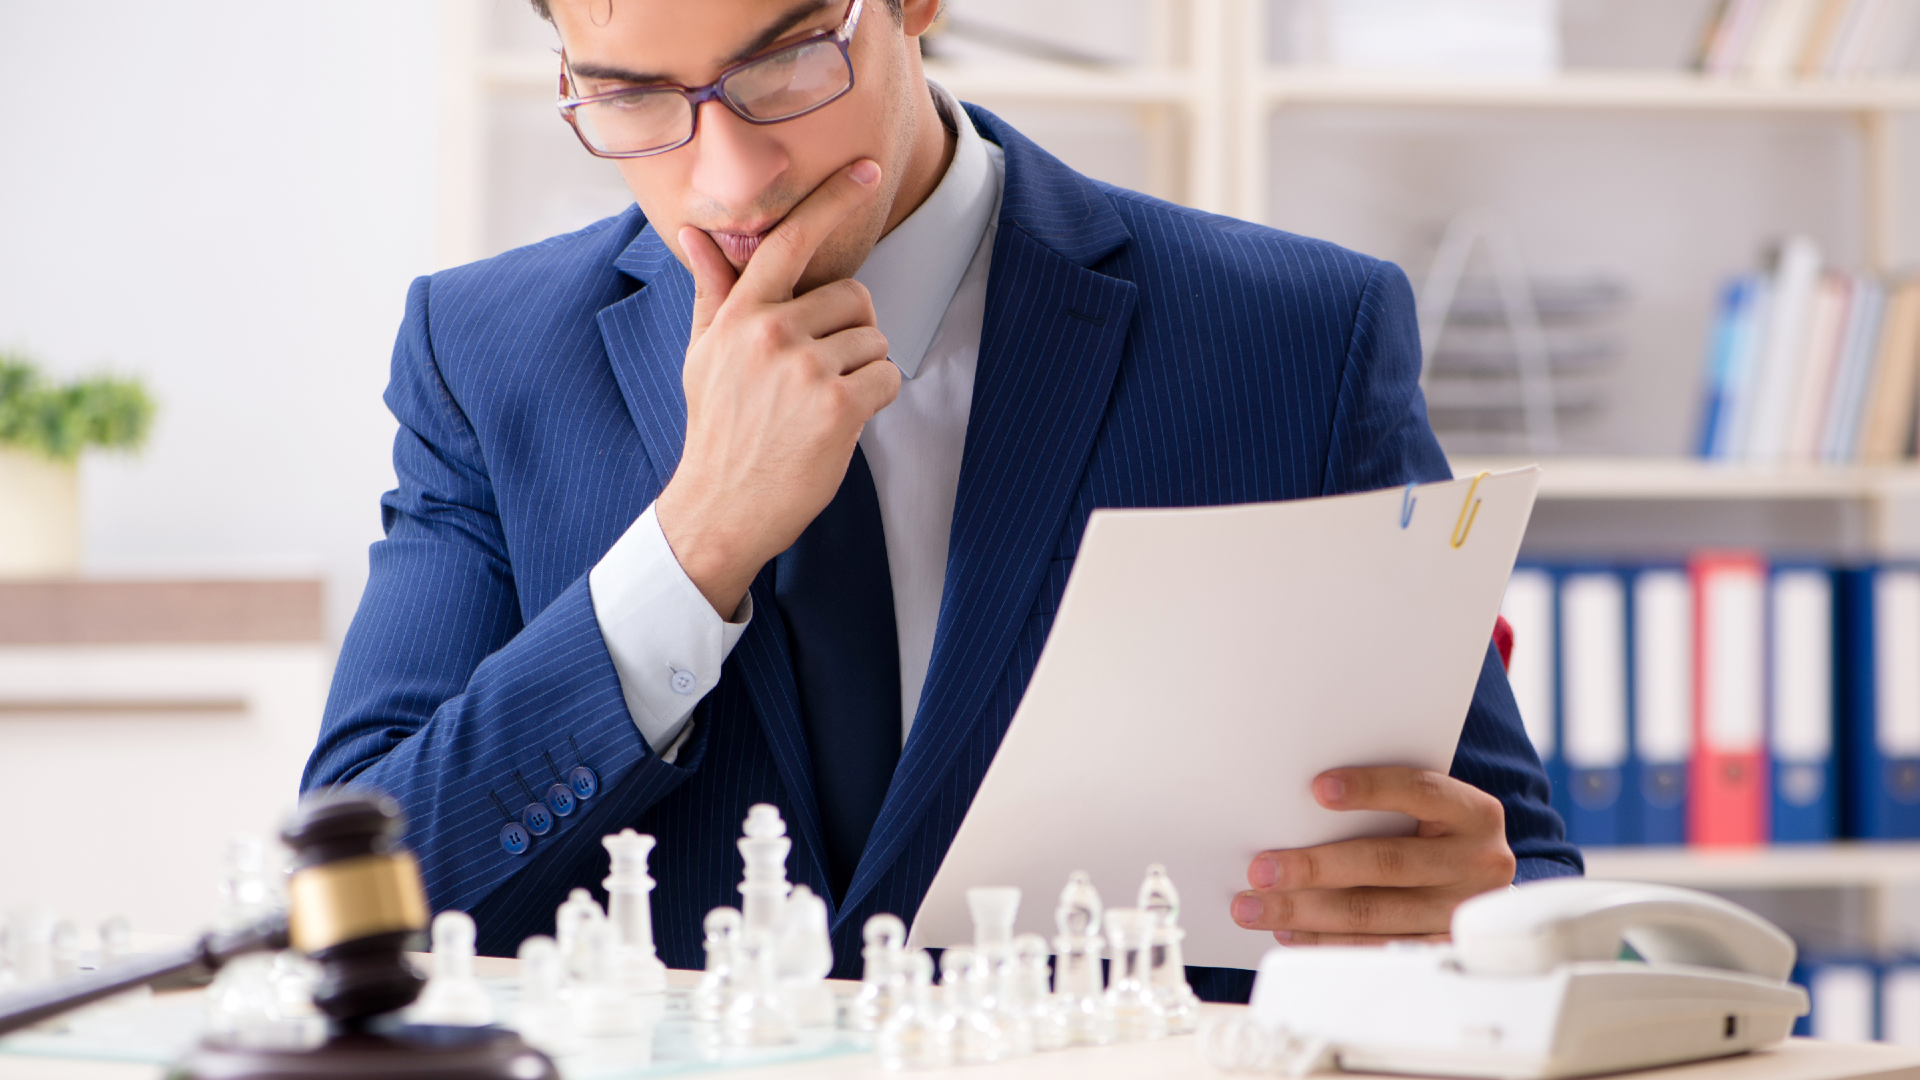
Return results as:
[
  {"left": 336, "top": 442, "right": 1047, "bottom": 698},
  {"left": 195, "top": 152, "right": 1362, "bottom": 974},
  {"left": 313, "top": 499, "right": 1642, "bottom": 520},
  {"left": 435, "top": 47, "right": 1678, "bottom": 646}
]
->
[
  {"left": 835, "top": 347, "right": 902, "bottom": 418},
  {"left": 1247, "top": 835, "right": 1476, "bottom": 892},
  {"left": 681, "top": 226, "right": 739, "bottom": 341},
  {"left": 736, "top": 159, "right": 882, "bottom": 303},
  {"left": 1230, "top": 886, "right": 1457, "bottom": 937},
  {"left": 812, "top": 326, "right": 891, "bottom": 376},
  {"left": 1270, "top": 930, "right": 1451, "bottom": 947},
  {"left": 1313, "top": 767, "right": 1502, "bottom": 834},
  {"left": 784, "top": 277, "right": 879, "bottom": 340}
]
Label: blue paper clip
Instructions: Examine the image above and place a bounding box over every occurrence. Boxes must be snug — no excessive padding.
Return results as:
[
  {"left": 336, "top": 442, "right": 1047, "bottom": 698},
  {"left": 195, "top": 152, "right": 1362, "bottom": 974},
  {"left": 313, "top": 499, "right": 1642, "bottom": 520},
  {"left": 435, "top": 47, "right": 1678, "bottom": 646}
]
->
[{"left": 1400, "top": 483, "right": 1417, "bottom": 529}]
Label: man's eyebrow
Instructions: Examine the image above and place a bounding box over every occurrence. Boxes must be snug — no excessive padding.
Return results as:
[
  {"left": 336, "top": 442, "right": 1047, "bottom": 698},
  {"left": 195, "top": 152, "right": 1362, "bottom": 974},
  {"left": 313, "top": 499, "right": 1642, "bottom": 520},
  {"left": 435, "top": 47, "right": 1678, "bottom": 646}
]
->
[{"left": 567, "top": 0, "right": 836, "bottom": 87}]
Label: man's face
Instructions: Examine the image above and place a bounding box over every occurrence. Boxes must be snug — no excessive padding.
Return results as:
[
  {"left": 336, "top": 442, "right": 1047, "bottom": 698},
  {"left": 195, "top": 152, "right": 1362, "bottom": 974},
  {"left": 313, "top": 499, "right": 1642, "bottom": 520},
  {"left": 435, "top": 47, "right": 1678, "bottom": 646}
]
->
[{"left": 549, "top": 0, "right": 926, "bottom": 294}]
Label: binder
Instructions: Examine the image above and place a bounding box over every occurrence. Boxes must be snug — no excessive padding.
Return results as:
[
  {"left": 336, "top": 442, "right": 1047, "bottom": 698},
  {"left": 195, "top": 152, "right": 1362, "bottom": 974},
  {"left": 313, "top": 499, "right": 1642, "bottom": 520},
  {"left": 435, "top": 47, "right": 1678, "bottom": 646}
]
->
[
  {"left": 1559, "top": 569, "right": 1631, "bottom": 846},
  {"left": 1771, "top": 566, "right": 1839, "bottom": 842},
  {"left": 1806, "top": 960, "right": 1879, "bottom": 1043},
  {"left": 1502, "top": 567, "right": 1564, "bottom": 822},
  {"left": 1631, "top": 567, "right": 1693, "bottom": 845},
  {"left": 1883, "top": 960, "right": 1920, "bottom": 1046},
  {"left": 1839, "top": 566, "right": 1920, "bottom": 838},
  {"left": 1690, "top": 552, "right": 1770, "bottom": 846}
]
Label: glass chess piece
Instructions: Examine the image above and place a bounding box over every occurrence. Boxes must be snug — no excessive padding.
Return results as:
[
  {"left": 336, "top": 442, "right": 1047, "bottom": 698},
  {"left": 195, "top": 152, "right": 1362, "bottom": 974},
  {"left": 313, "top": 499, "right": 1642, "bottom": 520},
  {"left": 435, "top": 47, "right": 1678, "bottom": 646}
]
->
[
  {"left": 966, "top": 887, "right": 1033, "bottom": 1057},
  {"left": 940, "top": 946, "right": 1005, "bottom": 1065},
  {"left": 1014, "top": 933, "right": 1070, "bottom": 1051},
  {"left": 95, "top": 916, "right": 153, "bottom": 1010},
  {"left": 409, "top": 910, "right": 493, "bottom": 1026},
  {"left": 877, "top": 950, "right": 954, "bottom": 1071},
  {"left": 554, "top": 887, "right": 607, "bottom": 988},
  {"left": 848, "top": 913, "right": 907, "bottom": 1034},
  {"left": 1139, "top": 863, "right": 1202, "bottom": 1035},
  {"left": 513, "top": 935, "right": 577, "bottom": 1057},
  {"left": 573, "top": 917, "right": 651, "bottom": 1037},
  {"left": 1052, "top": 871, "right": 1115, "bottom": 1046},
  {"left": 602, "top": 829, "right": 669, "bottom": 995},
  {"left": 777, "top": 884, "right": 835, "bottom": 1027},
  {"left": 737, "top": 804, "right": 793, "bottom": 939},
  {"left": 724, "top": 931, "right": 797, "bottom": 1047},
  {"left": 1103, "top": 908, "right": 1169, "bottom": 1042},
  {"left": 693, "top": 907, "right": 743, "bottom": 1023}
]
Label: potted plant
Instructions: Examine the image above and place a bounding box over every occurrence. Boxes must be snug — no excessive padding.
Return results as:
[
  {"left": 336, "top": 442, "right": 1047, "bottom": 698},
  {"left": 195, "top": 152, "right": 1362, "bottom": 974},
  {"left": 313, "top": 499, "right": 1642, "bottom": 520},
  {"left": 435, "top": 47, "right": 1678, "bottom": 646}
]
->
[{"left": 0, "top": 352, "right": 154, "bottom": 577}]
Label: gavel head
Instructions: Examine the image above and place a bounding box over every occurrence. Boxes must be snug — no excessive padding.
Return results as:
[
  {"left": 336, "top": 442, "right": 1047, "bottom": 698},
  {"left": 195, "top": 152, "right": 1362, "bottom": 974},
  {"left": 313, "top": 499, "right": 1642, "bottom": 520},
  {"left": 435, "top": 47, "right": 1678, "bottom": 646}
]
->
[{"left": 281, "top": 791, "right": 429, "bottom": 1027}]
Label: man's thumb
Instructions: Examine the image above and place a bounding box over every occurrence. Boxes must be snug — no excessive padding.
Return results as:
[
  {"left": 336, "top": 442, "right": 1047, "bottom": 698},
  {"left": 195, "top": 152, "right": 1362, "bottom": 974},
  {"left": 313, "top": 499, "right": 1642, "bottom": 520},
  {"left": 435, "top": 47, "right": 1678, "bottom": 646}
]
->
[{"left": 680, "top": 226, "right": 738, "bottom": 339}]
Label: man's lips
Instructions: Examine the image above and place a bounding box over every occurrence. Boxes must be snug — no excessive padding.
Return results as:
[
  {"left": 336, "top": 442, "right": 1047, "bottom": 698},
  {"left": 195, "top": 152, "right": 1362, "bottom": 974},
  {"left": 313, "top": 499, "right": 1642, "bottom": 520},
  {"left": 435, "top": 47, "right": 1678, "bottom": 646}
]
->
[{"left": 709, "top": 229, "right": 770, "bottom": 266}]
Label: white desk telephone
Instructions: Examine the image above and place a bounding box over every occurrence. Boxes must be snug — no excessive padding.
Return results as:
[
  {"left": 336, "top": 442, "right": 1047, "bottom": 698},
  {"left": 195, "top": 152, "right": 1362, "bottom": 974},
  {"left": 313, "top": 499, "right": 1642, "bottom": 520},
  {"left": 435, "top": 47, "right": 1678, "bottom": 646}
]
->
[{"left": 1218, "top": 879, "right": 1810, "bottom": 1079}]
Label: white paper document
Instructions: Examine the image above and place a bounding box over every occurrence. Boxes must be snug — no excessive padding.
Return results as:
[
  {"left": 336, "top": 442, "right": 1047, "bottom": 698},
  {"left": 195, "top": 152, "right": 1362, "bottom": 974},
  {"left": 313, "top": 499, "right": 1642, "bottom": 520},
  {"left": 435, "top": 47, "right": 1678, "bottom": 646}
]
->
[{"left": 908, "top": 467, "right": 1540, "bottom": 971}]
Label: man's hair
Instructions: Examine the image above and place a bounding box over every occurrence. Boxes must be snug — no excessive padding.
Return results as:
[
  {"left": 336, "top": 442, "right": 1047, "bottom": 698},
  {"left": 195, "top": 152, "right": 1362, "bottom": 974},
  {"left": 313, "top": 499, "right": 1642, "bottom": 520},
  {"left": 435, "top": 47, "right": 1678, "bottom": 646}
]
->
[{"left": 527, "top": 0, "right": 903, "bottom": 22}]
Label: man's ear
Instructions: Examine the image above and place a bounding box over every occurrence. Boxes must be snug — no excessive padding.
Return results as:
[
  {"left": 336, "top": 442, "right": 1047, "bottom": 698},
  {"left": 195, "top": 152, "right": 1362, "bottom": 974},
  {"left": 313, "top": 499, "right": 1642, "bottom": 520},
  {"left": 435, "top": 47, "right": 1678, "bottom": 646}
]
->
[{"left": 900, "top": 0, "right": 941, "bottom": 39}]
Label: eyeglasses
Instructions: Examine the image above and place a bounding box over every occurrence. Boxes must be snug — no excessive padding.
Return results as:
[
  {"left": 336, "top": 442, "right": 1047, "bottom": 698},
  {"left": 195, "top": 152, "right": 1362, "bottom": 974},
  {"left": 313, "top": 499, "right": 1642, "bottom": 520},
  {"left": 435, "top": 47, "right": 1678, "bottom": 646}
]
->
[{"left": 557, "top": 0, "right": 863, "bottom": 160}]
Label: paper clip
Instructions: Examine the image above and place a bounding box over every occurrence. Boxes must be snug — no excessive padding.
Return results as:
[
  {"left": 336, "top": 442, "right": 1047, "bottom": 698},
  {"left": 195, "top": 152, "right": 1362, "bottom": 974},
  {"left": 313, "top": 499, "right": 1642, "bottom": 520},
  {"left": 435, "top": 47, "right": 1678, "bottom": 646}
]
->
[
  {"left": 1400, "top": 483, "right": 1417, "bottom": 529},
  {"left": 1451, "top": 472, "right": 1488, "bottom": 549}
]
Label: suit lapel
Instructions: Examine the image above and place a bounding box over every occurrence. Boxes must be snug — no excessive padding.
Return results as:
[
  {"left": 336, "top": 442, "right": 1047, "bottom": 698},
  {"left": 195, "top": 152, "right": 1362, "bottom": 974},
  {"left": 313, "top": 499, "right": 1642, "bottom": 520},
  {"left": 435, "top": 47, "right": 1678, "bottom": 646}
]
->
[
  {"left": 597, "top": 227, "right": 834, "bottom": 906},
  {"left": 837, "top": 111, "right": 1139, "bottom": 920}
]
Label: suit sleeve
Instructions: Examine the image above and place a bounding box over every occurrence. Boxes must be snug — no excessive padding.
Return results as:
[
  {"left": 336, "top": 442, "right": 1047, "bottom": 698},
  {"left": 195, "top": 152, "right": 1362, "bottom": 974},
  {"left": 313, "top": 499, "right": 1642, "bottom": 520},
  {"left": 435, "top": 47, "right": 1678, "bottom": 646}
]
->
[
  {"left": 1318, "top": 259, "right": 1582, "bottom": 882},
  {"left": 302, "top": 274, "right": 706, "bottom": 918}
]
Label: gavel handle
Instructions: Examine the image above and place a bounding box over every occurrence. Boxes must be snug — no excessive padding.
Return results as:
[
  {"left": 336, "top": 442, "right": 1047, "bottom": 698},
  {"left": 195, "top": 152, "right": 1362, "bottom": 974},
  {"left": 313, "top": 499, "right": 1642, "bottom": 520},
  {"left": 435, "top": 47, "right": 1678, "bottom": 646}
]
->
[{"left": 0, "top": 916, "right": 289, "bottom": 1038}]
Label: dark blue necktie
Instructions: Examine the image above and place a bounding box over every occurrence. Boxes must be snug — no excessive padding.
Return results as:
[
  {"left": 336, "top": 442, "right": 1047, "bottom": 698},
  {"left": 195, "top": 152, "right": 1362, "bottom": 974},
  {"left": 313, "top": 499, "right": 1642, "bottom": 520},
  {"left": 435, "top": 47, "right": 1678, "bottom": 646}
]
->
[{"left": 773, "top": 445, "right": 902, "bottom": 901}]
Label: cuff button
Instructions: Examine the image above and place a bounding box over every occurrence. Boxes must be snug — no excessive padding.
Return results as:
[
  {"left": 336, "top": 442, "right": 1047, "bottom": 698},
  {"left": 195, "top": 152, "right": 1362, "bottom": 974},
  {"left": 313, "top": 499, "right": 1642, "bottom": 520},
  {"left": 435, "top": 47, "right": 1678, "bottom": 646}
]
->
[
  {"left": 569, "top": 765, "right": 600, "bottom": 801},
  {"left": 545, "top": 783, "right": 578, "bottom": 818},
  {"left": 669, "top": 668, "right": 697, "bottom": 695},
  {"left": 521, "top": 803, "right": 554, "bottom": 836},
  {"left": 499, "top": 822, "right": 531, "bottom": 856}
]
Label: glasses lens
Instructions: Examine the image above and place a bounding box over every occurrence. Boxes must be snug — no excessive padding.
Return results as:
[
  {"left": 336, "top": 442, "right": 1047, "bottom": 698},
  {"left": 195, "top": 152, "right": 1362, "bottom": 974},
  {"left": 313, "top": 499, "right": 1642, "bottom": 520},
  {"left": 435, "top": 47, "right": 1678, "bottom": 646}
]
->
[
  {"left": 723, "top": 39, "right": 851, "bottom": 122},
  {"left": 572, "top": 90, "right": 694, "bottom": 156}
]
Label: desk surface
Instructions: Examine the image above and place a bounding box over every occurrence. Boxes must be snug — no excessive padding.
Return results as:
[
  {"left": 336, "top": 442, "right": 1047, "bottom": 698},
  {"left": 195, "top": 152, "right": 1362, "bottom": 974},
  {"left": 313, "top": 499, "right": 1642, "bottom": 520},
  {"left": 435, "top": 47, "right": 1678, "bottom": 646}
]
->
[{"left": 6, "top": 964, "right": 1920, "bottom": 1080}]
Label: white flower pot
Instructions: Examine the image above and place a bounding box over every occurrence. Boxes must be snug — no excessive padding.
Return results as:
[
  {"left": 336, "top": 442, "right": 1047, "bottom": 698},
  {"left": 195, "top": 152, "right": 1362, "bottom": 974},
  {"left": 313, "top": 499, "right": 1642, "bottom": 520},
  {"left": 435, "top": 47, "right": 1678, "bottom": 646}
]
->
[{"left": 0, "top": 447, "right": 80, "bottom": 576}]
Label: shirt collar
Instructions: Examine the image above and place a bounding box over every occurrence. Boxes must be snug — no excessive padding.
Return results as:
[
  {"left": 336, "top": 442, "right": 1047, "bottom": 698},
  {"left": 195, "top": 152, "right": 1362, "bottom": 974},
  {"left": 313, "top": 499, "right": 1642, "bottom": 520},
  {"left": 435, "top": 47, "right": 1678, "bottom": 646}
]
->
[{"left": 853, "top": 81, "right": 1000, "bottom": 380}]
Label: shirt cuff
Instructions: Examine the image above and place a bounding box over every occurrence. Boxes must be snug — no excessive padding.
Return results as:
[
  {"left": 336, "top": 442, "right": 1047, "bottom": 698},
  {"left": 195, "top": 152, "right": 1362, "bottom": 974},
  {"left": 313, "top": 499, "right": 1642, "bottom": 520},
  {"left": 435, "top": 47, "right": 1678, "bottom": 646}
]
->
[{"left": 588, "top": 503, "right": 752, "bottom": 757}]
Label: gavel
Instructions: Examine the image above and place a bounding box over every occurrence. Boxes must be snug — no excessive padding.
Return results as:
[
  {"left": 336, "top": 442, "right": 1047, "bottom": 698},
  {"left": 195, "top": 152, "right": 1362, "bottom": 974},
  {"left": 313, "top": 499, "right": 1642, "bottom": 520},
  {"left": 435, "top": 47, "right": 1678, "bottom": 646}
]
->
[{"left": 0, "top": 791, "right": 556, "bottom": 1080}]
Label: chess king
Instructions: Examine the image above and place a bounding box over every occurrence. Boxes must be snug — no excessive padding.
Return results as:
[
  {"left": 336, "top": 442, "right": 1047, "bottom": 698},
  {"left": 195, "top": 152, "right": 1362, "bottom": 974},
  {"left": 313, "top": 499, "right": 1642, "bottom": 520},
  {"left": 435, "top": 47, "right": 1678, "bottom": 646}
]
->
[{"left": 304, "top": 0, "right": 1581, "bottom": 1000}]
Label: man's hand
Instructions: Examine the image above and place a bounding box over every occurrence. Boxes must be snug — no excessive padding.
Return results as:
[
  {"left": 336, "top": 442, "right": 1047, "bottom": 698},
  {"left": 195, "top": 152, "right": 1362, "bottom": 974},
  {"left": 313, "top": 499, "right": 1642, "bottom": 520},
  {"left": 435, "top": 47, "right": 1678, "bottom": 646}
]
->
[
  {"left": 1231, "top": 767, "right": 1516, "bottom": 945},
  {"left": 655, "top": 159, "right": 902, "bottom": 618}
]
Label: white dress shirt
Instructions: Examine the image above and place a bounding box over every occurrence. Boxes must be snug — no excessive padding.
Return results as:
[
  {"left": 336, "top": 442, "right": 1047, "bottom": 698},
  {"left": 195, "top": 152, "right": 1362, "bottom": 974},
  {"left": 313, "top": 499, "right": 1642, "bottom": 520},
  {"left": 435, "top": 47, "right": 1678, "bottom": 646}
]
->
[{"left": 589, "top": 83, "right": 1005, "bottom": 759}]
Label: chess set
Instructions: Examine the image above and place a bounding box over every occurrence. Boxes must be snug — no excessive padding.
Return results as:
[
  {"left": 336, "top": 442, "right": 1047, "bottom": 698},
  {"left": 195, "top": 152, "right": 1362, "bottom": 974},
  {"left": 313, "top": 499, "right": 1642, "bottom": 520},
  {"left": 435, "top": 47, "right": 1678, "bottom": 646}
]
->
[{"left": 0, "top": 795, "right": 1207, "bottom": 1077}]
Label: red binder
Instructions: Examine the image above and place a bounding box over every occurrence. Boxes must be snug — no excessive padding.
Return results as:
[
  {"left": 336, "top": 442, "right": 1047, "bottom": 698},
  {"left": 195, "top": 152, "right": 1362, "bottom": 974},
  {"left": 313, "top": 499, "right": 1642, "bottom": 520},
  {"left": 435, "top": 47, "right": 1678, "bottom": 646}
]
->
[{"left": 1690, "top": 551, "right": 1770, "bottom": 846}]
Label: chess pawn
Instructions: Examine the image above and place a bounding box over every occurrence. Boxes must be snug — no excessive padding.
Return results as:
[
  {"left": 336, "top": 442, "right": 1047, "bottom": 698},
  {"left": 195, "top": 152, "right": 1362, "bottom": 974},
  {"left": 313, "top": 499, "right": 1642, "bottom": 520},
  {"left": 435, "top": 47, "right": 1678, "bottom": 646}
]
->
[
  {"left": 410, "top": 910, "right": 493, "bottom": 1026},
  {"left": 877, "top": 950, "right": 953, "bottom": 1071},
  {"left": 737, "top": 804, "right": 793, "bottom": 938},
  {"left": 573, "top": 917, "right": 649, "bottom": 1036},
  {"left": 1014, "top": 934, "right": 1070, "bottom": 1051},
  {"left": 777, "top": 884, "right": 835, "bottom": 1027},
  {"left": 940, "top": 946, "right": 1004, "bottom": 1065},
  {"left": 848, "top": 913, "right": 907, "bottom": 1033},
  {"left": 724, "top": 931, "right": 797, "bottom": 1047},
  {"left": 554, "top": 887, "right": 606, "bottom": 987},
  {"left": 1103, "top": 908, "right": 1169, "bottom": 1042},
  {"left": 215, "top": 833, "right": 281, "bottom": 932},
  {"left": 1052, "top": 872, "right": 1114, "bottom": 1046},
  {"left": 514, "top": 936, "right": 577, "bottom": 1056},
  {"left": 602, "top": 830, "right": 668, "bottom": 995},
  {"left": 1138, "top": 864, "right": 1201, "bottom": 1035},
  {"left": 693, "top": 907, "right": 742, "bottom": 1023}
]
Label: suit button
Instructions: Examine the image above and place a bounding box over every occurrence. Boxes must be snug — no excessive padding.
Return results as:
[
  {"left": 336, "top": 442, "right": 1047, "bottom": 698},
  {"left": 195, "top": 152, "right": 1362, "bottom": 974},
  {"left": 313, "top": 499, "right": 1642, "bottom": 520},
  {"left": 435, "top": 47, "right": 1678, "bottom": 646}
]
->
[
  {"left": 570, "top": 765, "right": 599, "bottom": 801},
  {"left": 545, "top": 783, "right": 577, "bottom": 818},
  {"left": 499, "top": 822, "right": 531, "bottom": 856},
  {"left": 669, "top": 668, "right": 696, "bottom": 695},
  {"left": 521, "top": 803, "right": 553, "bottom": 836}
]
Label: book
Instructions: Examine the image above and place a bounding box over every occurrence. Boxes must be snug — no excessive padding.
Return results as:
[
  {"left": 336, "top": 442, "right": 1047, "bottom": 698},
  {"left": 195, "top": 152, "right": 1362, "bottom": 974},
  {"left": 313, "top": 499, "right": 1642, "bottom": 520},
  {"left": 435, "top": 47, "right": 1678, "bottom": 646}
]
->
[
  {"left": 1770, "top": 566, "right": 1839, "bottom": 842},
  {"left": 1797, "top": 0, "right": 1857, "bottom": 77},
  {"left": 1785, "top": 273, "right": 1853, "bottom": 462},
  {"left": 1632, "top": 567, "right": 1694, "bottom": 845},
  {"left": 1691, "top": 552, "right": 1771, "bottom": 846},
  {"left": 1820, "top": 275, "right": 1886, "bottom": 462},
  {"left": 1742, "top": 237, "right": 1824, "bottom": 463},
  {"left": 1858, "top": 278, "right": 1920, "bottom": 463},
  {"left": 1698, "top": 277, "right": 1755, "bottom": 458},
  {"left": 1747, "top": 0, "right": 1828, "bottom": 78},
  {"left": 1718, "top": 276, "right": 1776, "bottom": 460}
]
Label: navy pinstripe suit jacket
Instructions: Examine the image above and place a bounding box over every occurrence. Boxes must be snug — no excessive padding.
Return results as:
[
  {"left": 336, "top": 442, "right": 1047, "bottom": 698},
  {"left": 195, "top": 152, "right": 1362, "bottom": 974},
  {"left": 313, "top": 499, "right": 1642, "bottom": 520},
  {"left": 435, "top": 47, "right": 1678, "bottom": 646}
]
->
[{"left": 305, "top": 105, "right": 1581, "bottom": 998}]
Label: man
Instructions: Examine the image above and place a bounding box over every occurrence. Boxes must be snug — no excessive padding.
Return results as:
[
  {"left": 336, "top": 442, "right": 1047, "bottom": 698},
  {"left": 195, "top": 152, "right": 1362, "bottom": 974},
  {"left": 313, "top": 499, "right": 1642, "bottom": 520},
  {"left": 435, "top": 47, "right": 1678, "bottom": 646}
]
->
[{"left": 305, "top": 0, "right": 1580, "bottom": 999}]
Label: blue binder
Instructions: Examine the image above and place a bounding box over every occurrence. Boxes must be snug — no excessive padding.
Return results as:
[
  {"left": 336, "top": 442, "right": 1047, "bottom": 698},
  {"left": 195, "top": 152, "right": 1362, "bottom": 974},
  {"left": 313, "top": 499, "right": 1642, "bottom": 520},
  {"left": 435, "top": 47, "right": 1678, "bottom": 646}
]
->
[
  {"left": 1629, "top": 566, "right": 1692, "bottom": 846},
  {"left": 1559, "top": 568, "right": 1632, "bottom": 846},
  {"left": 1838, "top": 566, "right": 1920, "bottom": 839},
  {"left": 1502, "top": 566, "right": 1565, "bottom": 823},
  {"left": 1770, "top": 565, "right": 1839, "bottom": 842},
  {"left": 1793, "top": 957, "right": 1879, "bottom": 1041}
]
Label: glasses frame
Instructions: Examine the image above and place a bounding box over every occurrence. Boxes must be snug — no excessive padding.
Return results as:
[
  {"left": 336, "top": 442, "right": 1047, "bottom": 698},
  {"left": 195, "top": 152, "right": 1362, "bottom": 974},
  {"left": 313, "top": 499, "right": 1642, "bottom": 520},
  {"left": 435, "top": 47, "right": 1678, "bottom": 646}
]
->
[{"left": 557, "top": 0, "right": 864, "bottom": 160}]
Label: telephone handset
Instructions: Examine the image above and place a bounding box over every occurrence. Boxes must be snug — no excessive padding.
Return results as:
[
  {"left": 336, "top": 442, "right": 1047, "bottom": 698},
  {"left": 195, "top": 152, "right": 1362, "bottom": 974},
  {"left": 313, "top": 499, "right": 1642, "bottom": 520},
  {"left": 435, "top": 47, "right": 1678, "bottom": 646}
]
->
[{"left": 1231, "top": 879, "right": 1810, "bottom": 1080}]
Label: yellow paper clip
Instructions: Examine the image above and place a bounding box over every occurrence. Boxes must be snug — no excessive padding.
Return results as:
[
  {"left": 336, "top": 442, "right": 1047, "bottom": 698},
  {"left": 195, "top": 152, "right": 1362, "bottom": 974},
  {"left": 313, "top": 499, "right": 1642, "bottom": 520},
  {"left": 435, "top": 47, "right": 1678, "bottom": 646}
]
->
[{"left": 1451, "top": 472, "right": 1488, "bottom": 549}]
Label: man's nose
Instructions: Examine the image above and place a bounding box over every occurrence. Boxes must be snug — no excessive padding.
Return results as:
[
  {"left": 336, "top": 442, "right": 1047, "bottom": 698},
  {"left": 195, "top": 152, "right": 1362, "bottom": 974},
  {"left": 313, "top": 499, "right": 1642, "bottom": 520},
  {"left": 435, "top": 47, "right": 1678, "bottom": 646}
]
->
[{"left": 688, "top": 101, "right": 790, "bottom": 215}]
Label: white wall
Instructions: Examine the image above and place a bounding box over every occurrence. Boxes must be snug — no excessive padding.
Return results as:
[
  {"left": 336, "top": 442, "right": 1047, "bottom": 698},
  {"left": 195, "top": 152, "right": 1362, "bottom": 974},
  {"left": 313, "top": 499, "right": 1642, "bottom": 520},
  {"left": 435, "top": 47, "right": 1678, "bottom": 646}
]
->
[{"left": 0, "top": 1, "right": 444, "bottom": 642}]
